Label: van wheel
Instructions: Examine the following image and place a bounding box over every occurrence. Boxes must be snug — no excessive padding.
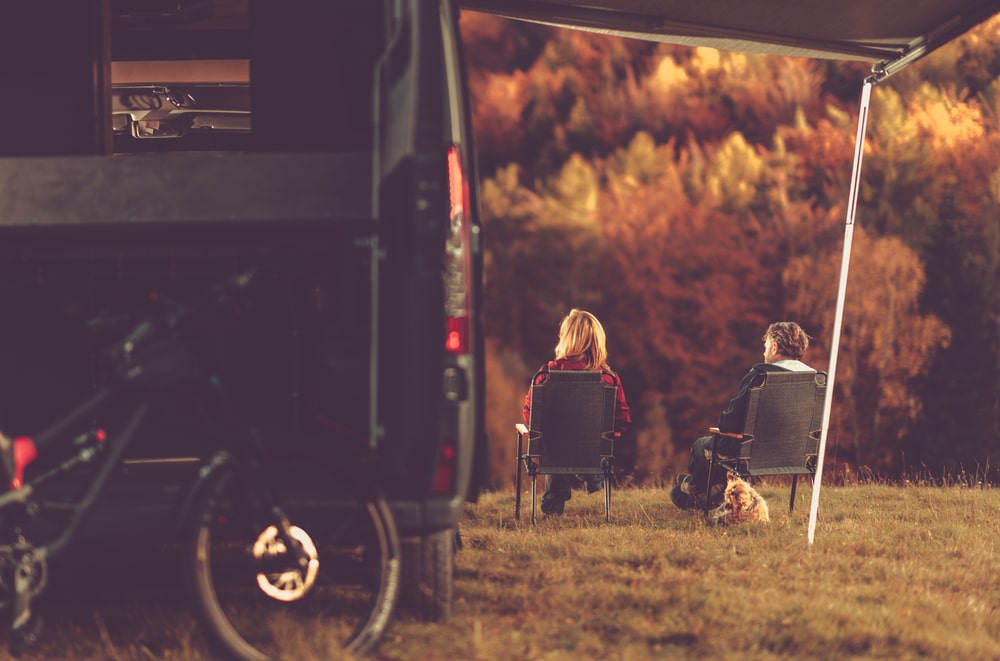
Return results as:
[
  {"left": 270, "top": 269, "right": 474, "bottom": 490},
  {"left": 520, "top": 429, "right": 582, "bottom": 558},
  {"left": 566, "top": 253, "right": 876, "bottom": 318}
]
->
[{"left": 400, "top": 528, "right": 455, "bottom": 621}]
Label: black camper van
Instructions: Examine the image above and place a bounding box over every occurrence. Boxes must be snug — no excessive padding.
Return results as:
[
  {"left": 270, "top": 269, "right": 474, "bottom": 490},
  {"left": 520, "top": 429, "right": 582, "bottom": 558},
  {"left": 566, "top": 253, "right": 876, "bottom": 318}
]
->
[{"left": 0, "top": 0, "right": 484, "bottom": 633}]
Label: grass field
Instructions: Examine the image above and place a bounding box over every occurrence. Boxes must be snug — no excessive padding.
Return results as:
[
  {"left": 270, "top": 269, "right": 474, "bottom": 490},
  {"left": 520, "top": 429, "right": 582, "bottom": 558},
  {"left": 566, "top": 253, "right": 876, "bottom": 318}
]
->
[{"left": 2, "top": 482, "right": 997, "bottom": 660}]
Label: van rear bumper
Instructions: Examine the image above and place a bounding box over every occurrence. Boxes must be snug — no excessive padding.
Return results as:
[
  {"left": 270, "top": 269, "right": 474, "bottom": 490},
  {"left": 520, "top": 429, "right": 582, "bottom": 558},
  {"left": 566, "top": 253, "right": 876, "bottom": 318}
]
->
[{"left": 389, "top": 496, "right": 464, "bottom": 535}]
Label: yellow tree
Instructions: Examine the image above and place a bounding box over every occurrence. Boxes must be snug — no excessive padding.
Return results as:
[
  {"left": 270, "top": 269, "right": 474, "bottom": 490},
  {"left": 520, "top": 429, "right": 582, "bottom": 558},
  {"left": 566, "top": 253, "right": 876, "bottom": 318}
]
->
[
  {"left": 784, "top": 226, "right": 951, "bottom": 471},
  {"left": 640, "top": 46, "right": 829, "bottom": 149},
  {"left": 599, "top": 132, "right": 779, "bottom": 473},
  {"left": 864, "top": 56, "right": 1000, "bottom": 469},
  {"left": 479, "top": 154, "right": 606, "bottom": 363}
]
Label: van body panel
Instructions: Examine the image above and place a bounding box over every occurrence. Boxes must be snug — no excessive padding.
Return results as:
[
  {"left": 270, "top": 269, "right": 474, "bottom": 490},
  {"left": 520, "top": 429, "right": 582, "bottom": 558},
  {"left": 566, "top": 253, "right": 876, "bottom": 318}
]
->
[{"left": 0, "top": 153, "right": 373, "bottom": 228}]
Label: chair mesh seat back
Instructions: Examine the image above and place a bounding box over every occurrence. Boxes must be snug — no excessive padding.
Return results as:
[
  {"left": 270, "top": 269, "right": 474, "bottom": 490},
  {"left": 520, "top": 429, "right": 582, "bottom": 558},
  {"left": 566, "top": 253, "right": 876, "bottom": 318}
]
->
[
  {"left": 527, "top": 370, "right": 616, "bottom": 474},
  {"left": 740, "top": 370, "right": 826, "bottom": 475}
]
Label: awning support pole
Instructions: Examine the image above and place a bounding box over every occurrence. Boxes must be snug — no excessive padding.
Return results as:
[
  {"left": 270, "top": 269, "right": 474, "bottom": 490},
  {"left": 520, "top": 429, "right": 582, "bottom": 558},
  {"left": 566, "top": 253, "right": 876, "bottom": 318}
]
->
[
  {"left": 808, "top": 48, "right": 924, "bottom": 544},
  {"left": 806, "top": 78, "right": 872, "bottom": 545}
]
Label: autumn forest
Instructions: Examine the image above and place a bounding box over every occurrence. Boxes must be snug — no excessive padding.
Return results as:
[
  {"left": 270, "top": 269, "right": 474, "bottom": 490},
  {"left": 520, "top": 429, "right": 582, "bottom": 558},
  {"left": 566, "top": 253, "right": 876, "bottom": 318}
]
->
[{"left": 458, "top": 13, "right": 1000, "bottom": 487}]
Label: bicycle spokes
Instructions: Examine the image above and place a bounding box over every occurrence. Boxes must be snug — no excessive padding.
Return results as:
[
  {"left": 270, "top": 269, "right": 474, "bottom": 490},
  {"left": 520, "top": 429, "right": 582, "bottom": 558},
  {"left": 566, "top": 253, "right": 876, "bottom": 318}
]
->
[
  {"left": 186, "top": 465, "right": 400, "bottom": 659},
  {"left": 252, "top": 524, "right": 319, "bottom": 602}
]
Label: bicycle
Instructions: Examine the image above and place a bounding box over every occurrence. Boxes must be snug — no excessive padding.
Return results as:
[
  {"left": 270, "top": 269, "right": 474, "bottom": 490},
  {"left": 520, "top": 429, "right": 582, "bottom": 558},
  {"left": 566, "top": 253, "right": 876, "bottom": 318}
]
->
[{"left": 0, "top": 269, "right": 401, "bottom": 660}]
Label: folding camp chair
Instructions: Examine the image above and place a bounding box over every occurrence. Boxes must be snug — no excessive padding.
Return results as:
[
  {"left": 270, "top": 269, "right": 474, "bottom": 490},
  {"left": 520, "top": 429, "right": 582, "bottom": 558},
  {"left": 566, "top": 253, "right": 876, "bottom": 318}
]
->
[
  {"left": 704, "top": 370, "right": 827, "bottom": 517},
  {"left": 515, "top": 370, "right": 618, "bottom": 524}
]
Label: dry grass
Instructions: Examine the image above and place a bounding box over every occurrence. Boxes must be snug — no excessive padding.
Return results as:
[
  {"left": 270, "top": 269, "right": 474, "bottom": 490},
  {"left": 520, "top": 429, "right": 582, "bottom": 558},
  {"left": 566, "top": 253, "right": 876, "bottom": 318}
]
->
[
  {"left": 377, "top": 483, "right": 999, "bottom": 661},
  {"left": 1, "top": 483, "right": 997, "bottom": 660}
]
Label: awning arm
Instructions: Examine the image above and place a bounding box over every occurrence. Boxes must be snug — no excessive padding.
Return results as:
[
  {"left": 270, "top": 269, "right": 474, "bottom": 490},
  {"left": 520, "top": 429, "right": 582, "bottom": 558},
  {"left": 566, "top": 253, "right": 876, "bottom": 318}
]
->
[{"left": 866, "top": 41, "right": 928, "bottom": 85}]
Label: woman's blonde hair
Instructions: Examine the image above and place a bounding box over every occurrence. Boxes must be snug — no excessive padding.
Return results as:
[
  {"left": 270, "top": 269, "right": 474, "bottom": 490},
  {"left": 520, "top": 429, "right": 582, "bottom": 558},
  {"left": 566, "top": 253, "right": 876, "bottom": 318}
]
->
[{"left": 554, "top": 309, "right": 609, "bottom": 370}]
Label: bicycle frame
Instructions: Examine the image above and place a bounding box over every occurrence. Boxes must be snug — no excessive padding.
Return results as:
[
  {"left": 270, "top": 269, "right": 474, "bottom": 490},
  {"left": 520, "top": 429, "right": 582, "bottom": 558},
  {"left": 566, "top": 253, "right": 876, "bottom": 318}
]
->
[
  {"left": 0, "top": 381, "right": 151, "bottom": 651},
  {"left": 0, "top": 269, "right": 401, "bottom": 658},
  {"left": 0, "top": 277, "right": 232, "bottom": 650}
]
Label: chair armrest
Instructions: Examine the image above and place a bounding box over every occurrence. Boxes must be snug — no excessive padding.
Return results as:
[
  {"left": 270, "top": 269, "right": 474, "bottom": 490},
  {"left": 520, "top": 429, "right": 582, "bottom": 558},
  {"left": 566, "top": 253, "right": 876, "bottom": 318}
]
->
[
  {"left": 709, "top": 426, "right": 743, "bottom": 440},
  {"left": 515, "top": 423, "right": 529, "bottom": 435}
]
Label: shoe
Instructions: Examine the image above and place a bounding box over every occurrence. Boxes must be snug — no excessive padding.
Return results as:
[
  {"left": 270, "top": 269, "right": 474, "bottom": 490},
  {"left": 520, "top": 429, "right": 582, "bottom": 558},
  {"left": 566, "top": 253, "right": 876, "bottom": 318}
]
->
[
  {"left": 540, "top": 497, "right": 566, "bottom": 516},
  {"left": 675, "top": 473, "right": 690, "bottom": 487},
  {"left": 584, "top": 476, "right": 605, "bottom": 494},
  {"left": 670, "top": 485, "right": 695, "bottom": 510}
]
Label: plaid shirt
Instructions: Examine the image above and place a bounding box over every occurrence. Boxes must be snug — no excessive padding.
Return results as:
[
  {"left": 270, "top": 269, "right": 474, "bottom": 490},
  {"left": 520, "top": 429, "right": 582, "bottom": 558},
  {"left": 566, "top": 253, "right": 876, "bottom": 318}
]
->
[{"left": 522, "top": 358, "right": 632, "bottom": 433}]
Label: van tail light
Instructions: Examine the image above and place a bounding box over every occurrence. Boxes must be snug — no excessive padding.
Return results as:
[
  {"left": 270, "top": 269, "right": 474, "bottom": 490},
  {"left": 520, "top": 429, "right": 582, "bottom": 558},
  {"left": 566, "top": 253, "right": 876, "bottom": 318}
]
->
[
  {"left": 431, "top": 440, "right": 457, "bottom": 494},
  {"left": 446, "top": 315, "right": 469, "bottom": 354},
  {"left": 445, "top": 145, "right": 471, "bottom": 356}
]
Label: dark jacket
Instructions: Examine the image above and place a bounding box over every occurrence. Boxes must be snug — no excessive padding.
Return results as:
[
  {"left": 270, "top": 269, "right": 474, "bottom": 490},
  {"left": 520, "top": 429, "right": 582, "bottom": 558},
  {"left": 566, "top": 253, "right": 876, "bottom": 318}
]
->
[
  {"left": 522, "top": 357, "right": 632, "bottom": 433},
  {"left": 717, "top": 362, "right": 813, "bottom": 433}
]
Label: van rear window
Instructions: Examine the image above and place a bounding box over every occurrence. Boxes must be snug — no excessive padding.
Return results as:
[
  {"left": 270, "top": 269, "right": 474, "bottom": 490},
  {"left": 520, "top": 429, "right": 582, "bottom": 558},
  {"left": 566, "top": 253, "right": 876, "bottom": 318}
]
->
[{"left": 111, "top": 1, "right": 383, "bottom": 153}]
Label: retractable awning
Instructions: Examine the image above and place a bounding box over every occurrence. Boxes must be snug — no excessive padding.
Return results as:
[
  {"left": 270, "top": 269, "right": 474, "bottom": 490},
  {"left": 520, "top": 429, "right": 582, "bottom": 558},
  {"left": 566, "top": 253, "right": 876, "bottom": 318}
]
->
[
  {"left": 460, "top": 0, "right": 1000, "bottom": 64},
  {"left": 460, "top": 0, "right": 1000, "bottom": 543}
]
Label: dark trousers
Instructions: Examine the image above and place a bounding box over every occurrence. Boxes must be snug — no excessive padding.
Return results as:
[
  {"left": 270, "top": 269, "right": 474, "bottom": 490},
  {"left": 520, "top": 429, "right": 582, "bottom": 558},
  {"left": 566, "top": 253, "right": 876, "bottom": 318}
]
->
[
  {"left": 679, "top": 435, "right": 739, "bottom": 509},
  {"left": 540, "top": 473, "right": 605, "bottom": 515}
]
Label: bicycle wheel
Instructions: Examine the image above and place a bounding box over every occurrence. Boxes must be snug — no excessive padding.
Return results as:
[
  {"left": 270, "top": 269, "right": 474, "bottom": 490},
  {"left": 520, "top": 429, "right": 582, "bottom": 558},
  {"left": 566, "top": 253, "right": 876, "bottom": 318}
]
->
[{"left": 184, "top": 463, "right": 400, "bottom": 660}]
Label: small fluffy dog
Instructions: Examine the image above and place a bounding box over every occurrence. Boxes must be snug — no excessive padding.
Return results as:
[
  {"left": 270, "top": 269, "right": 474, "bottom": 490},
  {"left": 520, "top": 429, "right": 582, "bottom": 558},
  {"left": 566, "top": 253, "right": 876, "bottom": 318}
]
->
[{"left": 710, "top": 472, "right": 770, "bottom": 525}]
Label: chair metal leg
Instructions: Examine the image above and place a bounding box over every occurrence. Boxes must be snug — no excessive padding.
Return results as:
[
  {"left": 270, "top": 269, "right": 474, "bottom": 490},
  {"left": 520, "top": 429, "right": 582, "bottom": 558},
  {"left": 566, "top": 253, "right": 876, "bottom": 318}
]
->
[
  {"left": 603, "top": 459, "right": 612, "bottom": 522},
  {"left": 789, "top": 474, "right": 798, "bottom": 513},
  {"left": 515, "top": 430, "right": 524, "bottom": 520},
  {"left": 530, "top": 473, "right": 538, "bottom": 525},
  {"left": 704, "top": 436, "right": 720, "bottom": 517}
]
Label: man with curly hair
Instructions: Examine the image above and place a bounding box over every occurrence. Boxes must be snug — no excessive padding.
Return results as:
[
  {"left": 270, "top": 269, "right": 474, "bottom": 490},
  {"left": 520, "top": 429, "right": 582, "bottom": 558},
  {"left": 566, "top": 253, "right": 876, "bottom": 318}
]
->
[{"left": 671, "top": 321, "right": 816, "bottom": 511}]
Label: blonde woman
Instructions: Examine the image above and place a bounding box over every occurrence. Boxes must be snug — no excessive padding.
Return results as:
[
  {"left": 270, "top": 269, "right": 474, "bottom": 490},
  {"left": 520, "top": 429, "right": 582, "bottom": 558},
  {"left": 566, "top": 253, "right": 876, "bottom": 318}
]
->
[{"left": 522, "top": 309, "right": 631, "bottom": 515}]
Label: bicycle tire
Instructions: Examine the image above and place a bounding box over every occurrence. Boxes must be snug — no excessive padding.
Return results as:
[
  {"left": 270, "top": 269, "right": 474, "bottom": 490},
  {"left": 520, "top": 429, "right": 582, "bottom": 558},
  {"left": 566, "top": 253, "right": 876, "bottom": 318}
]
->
[{"left": 184, "top": 462, "right": 401, "bottom": 660}]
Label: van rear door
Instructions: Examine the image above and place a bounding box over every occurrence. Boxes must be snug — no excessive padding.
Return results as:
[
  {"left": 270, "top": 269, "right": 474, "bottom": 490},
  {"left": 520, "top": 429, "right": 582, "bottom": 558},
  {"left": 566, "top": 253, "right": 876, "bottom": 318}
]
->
[{"left": 374, "top": 0, "right": 484, "bottom": 527}]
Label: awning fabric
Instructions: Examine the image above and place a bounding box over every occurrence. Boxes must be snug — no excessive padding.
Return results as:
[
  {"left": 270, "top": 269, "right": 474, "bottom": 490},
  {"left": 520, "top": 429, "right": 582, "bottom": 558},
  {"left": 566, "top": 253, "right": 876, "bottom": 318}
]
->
[{"left": 460, "top": 0, "right": 1000, "bottom": 64}]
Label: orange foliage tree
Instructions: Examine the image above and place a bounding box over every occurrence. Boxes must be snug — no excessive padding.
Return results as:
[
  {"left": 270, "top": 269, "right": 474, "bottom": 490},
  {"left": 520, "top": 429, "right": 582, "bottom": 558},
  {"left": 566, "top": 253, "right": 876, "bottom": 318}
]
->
[
  {"left": 784, "top": 226, "right": 951, "bottom": 471},
  {"left": 861, "top": 51, "right": 1000, "bottom": 471},
  {"left": 598, "top": 132, "right": 777, "bottom": 458},
  {"left": 462, "top": 12, "right": 1000, "bottom": 485}
]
